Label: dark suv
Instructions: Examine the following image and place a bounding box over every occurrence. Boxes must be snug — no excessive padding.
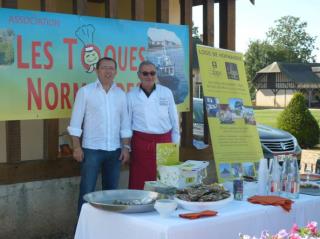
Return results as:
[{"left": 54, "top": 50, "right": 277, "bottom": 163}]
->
[{"left": 193, "top": 98, "right": 302, "bottom": 163}]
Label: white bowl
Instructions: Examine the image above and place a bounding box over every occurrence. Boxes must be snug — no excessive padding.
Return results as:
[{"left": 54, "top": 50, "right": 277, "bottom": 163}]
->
[
  {"left": 174, "top": 195, "right": 233, "bottom": 211},
  {"left": 154, "top": 199, "right": 177, "bottom": 217}
]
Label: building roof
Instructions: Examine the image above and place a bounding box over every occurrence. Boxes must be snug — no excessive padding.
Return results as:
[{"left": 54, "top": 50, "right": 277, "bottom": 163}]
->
[
  {"left": 279, "top": 62, "right": 320, "bottom": 84},
  {"left": 257, "top": 62, "right": 281, "bottom": 73},
  {"left": 254, "top": 62, "right": 320, "bottom": 86}
]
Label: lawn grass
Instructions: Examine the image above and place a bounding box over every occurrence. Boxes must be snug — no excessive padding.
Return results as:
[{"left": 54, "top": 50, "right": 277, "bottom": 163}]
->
[{"left": 254, "top": 108, "right": 320, "bottom": 128}]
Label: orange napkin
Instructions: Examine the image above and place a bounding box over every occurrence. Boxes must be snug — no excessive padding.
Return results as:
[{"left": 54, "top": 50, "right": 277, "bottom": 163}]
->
[
  {"left": 179, "top": 210, "right": 218, "bottom": 219},
  {"left": 247, "top": 195, "right": 294, "bottom": 212}
]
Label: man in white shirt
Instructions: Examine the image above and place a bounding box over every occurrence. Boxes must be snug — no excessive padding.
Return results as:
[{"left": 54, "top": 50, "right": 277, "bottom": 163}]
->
[
  {"left": 68, "top": 57, "right": 131, "bottom": 215},
  {"left": 127, "top": 60, "right": 180, "bottom": 189}
]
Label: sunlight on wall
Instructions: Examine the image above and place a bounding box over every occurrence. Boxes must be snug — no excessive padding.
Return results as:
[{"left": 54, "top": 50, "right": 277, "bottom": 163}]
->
[
  {"left": 21, "top": 120, "right": 44, "bottom": 161},
  {"left": 256, "top": 89, "right": 295, "bottom": 107},
  {"left": 18, "top": 0, "right": 41, "bottom": 11},
  {"left": 87, "top": 2, "right": 105, "bottom": 17},
  {"left": 170, "top": 0, "right": 180, "bottom": 24}
]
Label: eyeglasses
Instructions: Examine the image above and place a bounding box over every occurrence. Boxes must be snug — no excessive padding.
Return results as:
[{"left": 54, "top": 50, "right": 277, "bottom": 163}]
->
[{"left": 141, "top": 71, "right": 156, "bottom": 76}]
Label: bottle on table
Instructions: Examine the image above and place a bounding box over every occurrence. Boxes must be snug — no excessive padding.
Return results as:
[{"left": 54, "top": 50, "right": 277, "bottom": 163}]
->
[
  {"left": 258, "top": 158, "right": 269, "bottom": 196},
  {"left": 280, "top": 155, "right": 300, "bottom": 199},
  {"left": 289, "top": 155, "right": 300, "bottom": 199},
  {"left": 280, "top": 155, "right": 290, "bottom": 198},
  {"left": 268, "top": 157, "right": 281, "bottom": 196}
]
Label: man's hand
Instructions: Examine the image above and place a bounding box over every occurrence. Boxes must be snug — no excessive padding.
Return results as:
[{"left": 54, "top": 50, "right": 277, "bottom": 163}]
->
[
  {"left": 73, "top": 147, "right": 84, "bottom": 162},
  {"left": 119, "top": 148, "right": 130, "bottom": 165}
]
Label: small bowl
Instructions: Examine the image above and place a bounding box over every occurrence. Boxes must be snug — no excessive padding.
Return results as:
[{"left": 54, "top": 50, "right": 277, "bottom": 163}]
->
[{"left": 154, "top": 199, "right": 177, "bottom": 217}]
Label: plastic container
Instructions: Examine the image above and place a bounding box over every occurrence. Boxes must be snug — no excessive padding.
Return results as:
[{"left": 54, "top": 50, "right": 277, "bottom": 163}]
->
[
  {"left": 144, "top": 181, "right": 176, "bottom": 196},
  {"left": 158, "top": 160, "right": 209, "bottom": 189}
]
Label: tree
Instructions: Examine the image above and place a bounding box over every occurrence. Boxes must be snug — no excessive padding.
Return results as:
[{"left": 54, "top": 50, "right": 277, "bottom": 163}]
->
[
  {"left": 244, "top": 40, "right": 289, "bottom": 97},
  {"left": 277, "top": 93, "right": 319, "bottom": 148},
  {"left": 267, "top": 16, "right": 317, "bottom": 63},
  {"left": 244, "top": 16, "right": 317, "bottom": 98},
  {"left": 244, "top": 40, "right": 272, "bottom": 96}
]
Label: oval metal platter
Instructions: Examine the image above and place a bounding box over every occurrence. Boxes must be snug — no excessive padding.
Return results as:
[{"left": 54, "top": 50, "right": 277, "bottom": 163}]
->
[{"left": 83, "top": 189, "right": 160, "bottom": 213}]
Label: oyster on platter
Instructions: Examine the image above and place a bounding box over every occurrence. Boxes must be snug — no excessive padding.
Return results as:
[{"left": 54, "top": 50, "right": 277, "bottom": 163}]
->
[{"left": 175, "top": 183, "right": 231, "bottom": 202}]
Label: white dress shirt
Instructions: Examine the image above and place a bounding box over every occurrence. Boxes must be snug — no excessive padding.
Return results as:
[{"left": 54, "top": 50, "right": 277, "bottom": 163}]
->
[
  {"left": 68, "top": 80, "right": 131, "bottom": 151},
  {"left": 127, "top": 84, "right": 180, "bottom": 143}
]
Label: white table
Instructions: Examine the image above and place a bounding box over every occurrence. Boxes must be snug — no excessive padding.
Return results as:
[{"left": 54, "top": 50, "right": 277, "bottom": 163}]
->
[{"left": 75, "top": 194, "right": 320, "bottom": 239}]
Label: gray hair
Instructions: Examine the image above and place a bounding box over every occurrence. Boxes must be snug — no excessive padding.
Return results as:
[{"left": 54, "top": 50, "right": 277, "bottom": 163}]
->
[{"left": 138, "top": 60, "right": 156, "bottom": 72}]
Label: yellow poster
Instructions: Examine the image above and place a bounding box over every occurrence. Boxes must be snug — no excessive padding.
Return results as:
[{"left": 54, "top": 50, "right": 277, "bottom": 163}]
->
[
  {"left": 156, "top": 143, "right": 180, "bottom": 166},
  {"left": 197, "top": 45, "right": 263, "bottom": 182}
]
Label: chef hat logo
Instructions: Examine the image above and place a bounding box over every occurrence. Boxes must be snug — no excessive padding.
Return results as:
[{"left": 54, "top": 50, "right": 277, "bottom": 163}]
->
[
  {"left": 75, "top": 24, "right": 101, "bottom": 73},
  {"left": 75, "top": 24, "right": 95, "bottom": 51}
]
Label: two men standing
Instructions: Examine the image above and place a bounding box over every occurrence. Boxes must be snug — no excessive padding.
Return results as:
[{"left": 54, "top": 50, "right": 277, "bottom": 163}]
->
[{"left": 68, "top": 58, "right": 180, "bottom": 215}]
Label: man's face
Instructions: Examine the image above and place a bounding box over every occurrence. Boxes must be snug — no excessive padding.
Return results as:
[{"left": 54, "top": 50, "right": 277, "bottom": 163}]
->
[
  {"left": 138, "top": 64, "right": 157, "bottom": 91},
  {"left": 96, "top": 59, "right": 117, "bottom": 84}
]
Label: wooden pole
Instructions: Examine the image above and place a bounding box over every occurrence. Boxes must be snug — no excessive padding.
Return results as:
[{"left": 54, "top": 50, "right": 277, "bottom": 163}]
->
[
  {"left": 2, "top": 0, "right": 21, "bottom": 163},
  {"left": 180, "top": 0, "right": 193, "bottom": 147},
  {"left": 219, "top": 0, "right": 235, "bottom": 50}
]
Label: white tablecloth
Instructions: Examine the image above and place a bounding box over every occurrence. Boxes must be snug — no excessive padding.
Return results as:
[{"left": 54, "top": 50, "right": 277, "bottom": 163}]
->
[{"left": 75, "top": 194, "right": 320, "bottom": 239}]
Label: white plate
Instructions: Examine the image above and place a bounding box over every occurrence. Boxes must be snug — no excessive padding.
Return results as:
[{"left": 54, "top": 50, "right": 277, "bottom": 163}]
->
[{"left": 174, "top": 195, "right": 233, "bottom": 211}]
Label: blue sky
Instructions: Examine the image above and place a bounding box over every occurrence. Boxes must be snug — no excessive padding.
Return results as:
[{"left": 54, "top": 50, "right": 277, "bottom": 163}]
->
[{"left": 193, "top": 0, "right": 320, "bottom": 62}]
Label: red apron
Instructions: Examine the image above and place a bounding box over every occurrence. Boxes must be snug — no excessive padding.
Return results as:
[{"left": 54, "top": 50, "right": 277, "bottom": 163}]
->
[{"left": 129, "top": 130, "right": 171, "bottom": 190}]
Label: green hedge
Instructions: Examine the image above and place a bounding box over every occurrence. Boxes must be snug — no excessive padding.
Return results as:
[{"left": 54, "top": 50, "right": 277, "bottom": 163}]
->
[{"left": 277, "top": 93, "right": 320, "bottom": 148}]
